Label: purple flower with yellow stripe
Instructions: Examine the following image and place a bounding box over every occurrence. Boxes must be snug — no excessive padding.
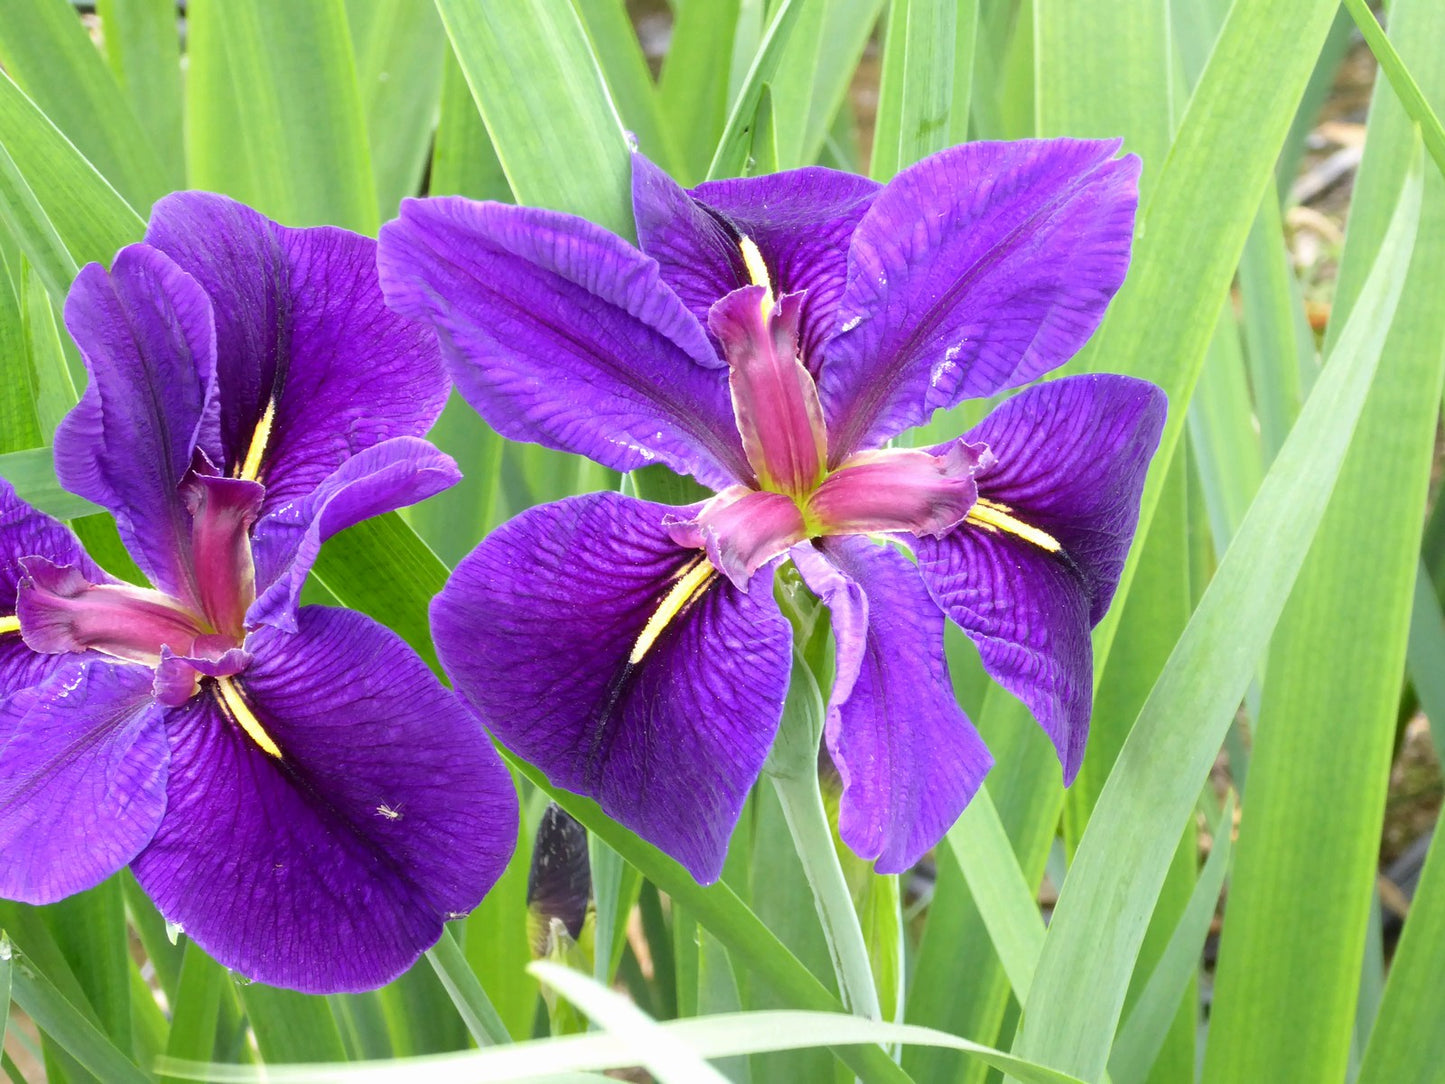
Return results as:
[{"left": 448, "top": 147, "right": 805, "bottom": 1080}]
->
[
  {"left": 378, "top": 140, "right": 1166, "bottom": 882},
  {"left": 0, "top": 193, "right": 517, "bottom": 992}
]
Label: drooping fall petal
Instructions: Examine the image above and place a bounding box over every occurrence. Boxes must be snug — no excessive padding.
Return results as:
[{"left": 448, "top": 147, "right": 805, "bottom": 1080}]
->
[
  {"left": 793, "top": 538, "right": 992, "bottom": 872},
  {"left": 914, "top": 374, "right": 1166, "bottom": 779},
  {"left": 432, "top": 491, "right": 792, "bottom": 883},
  {"left": 131, "top": 606, "right": 516, "bottom": 993}
]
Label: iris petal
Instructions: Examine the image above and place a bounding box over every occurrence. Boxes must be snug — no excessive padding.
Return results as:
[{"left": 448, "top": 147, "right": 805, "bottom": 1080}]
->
[
  {"left": 131, "top": 607, "right": 516, "bottom": 994},
  {"left": 914, "top": 374, "right": 1166, "bottom": 778},
  {"left": 632, "top": 152, "right": 879, "bottom": 368},
  {"left": 433, "top": 491, "right": 791, "bottom": 883},
  {"left": 0, "top": 660, "right": 168, "bottom": 903},
  {"left": 142, "top": 192, "right": 449, "bottom": 512},
  {"left": 1, "top": 480, "right": 108, "bottom": 701},
  {"left": 56, "top": 244, "right": 220, "bottom": 602},
  {"left": 793, "top": 538, "right": 991, "bottom": 872},
  {"left": 378, "top": 197, "right": 751, "bottom": 490},
  {"left": 819, "top": 139, "right": 1140, "bottom": 457}
]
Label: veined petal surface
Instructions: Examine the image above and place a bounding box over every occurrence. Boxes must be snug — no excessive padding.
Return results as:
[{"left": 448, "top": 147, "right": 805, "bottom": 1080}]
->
[
  {"left": 433, "top": 492, "right": 791, "bottom": 883},
  {"left": 915, "top": 374, "right": 1166, "bottom": 779},
  {"left": 632, "top": 153, "right": 879, "bottom": 367},
  {"left": 793, "top": 538, "right": 991, "bottom": 873},
  {"left": 378, "top": 197, "right": 751, "bottom": 490},
  {"left": 131, "top": 607, "right": 516, "bottom": 993},
  {"left": 249, "top": 437, "right": 460, "bottom": 630},
  {"left": 819, "top": 139, "right": 1140, "bottom": 457},
  {"left": 1, "top": 480, "right": 107, "bottom": 700},
  {"left": 142, "top": 192, "right": 448, "bottom": 510},
  {"left": 0, "top": 661, "right": 168, "bottom": 903},
  {"left": 56, "top": 244, "right": 219, "bottom": 600}
]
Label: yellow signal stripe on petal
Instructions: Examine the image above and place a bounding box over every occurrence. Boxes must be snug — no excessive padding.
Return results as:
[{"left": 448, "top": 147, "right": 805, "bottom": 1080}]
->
[
  {"left": 238, "top": 398, "right": 276, "bottom": 482},
  {"left": 629, "top": 558, "right": 717, "bottom": 666},
  {"left": 0, "top": 615, "right": 19, "bottom": 635},
  {"left": 966, "top": 498, "right": 1062, "bottom": 554},
  {"left": 738, "top": 235, "right": 775, "bottom": 315},
  {"left": 216, "top": 676, "right": 282, "bottom": 759}
]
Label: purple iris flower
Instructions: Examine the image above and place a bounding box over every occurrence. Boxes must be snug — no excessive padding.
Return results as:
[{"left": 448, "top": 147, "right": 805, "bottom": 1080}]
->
[
  {"left": 377, "top": 140, "right": 1166, "bottom": 883},
  {"left": 0, "top": 193, "right": 517, "bottom": 993}
]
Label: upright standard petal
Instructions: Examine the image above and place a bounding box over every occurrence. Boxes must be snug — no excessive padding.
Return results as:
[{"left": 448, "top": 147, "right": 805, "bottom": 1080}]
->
[
  {"left": 819, "top": 140, "right": 1140, "bottom": 457},
  {"left": 914, "top": 374, "right": 1166, "bottom": 780},
  {"left": 142, "top": 192, "right": 449, "bottom": 510},
  {"left": 632, "top": 153, "right": 879, "bottom": 366},
  {"left": 378, "top": 197, "right": 751, "bottom": 490},
  {"left": 793, "top": 539, "right": 991, "bottom": 873},
  {"left": 1, "top": 480, "right": 106, "bottom": 700},
  {"left": 56, "top": 244, "right": 219, "bottom": 599},
  {"left": 0, "top": 661, "right": 168, "bottom": 903},
  {"left": 433, "top": 492, "right": 792, "bottom": 883},
  {"left": 131, "top": 607, "right": 516, "bottom": 993},
  {"left": 248, "top": 437, "right": 460, "bottom": 630}
]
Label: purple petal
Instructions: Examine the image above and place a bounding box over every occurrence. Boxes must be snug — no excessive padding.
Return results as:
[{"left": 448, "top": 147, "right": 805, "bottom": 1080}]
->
[
  {"left": 57, "top": 244, "right": 220, "bottom": 599},
  {"left": 377, "top": 197, "right": 751, "bottom": 490},
  {"left": 914, "top": 374, "right": 1166, "bottom": 779},
  {"left": 131, "top": 606, "right": 517, "bottom": 993},
  {"left": 248, "top": 437, "right": 460, "bottom": 631},
  {"left": 632, "top": 153, "right": 879, "bottom": 367},
  {"left": 433, "top": 491, "right": 791, "bottom": 883},
  {"left": 0, "top": 480, "right": 106, "bottom": 700},
  {"left": 142, "top": 192, "right": 448, "bottom": 512},
  {"left": 0, "top": 660, "right": 168, "bottom": 903},
  {"left": 818, "top": 140, "right": 1140, "bottom": 457},
  {"left": 792, "top": 538, "right": 991, "bottom": 873}
]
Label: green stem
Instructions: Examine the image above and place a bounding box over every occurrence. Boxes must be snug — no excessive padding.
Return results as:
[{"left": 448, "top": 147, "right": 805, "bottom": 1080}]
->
[
  {"left": 425, "top": 927, "right": 512, "bottom": 1047},
  {"left": 1342, "top": 0, "right": 1445, "bottom": 180},
  {"left": 771, "top": 769, "right": 883, "bottom": 1022}
]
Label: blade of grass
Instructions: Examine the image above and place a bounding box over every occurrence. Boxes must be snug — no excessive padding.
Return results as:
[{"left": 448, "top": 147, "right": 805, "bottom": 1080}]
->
[
  {"left": 158, "top": 943, "right": 229, "bottom": 1084},
  {"left": 43, "top": 879, "right": 133, "bottom": 1060},
  {"left": 1109, "top": 793, "right": 1233, "bottom": 1084},
  {"left": 236, "top": 984, "right": 347, "bottom": 1064},
  {"left": 0, "top": 0, "right": 172, "bottom": 208},
  {"left": 1356, "top": 820, "right": 1445, "bottom": 1083},
  {"left": 0, "top": 70, "right": 144, "bottom": 288},
  {"left": 1406, "top": 564, "right": 1445, "bottom": 766},
  {"left": 433, "top": 0, "right": 631, "bottom": 236},
  {"left": 0, "top": 246, "right": 41, "bottom": 452},
  {"left": 657, "top": 0, "right": 741, "bottom": 184},
  {"left": 1343, "top": 0, "right": 1445, "bottom": 181},
  {"left": 772, "top": 0, "right": 885, "bottom": 170},
  {"left": 870, "top": 0, "right": 957, "bottom": 181},
  {"left": 706, "top": 0, "right": 804, "bottom": 180},
  {"left": 1011, "top": 140, "right": 1423, "bottom": 1082},
  {"left": 186, "top": 0, "right": 376, "bottom": 233},
  {"left": 95, "top": 0, "right": 184, "bottom": 188},
  {"left": 8, "top": 944, "right": 149, "bottom": 1084},
  {"left": 1200, "top": 3, "right": 1445, "bottom": 1076},
  {"left": 425, "top": 927, "right": 511, "bottom": 1048},
  {"left": 346, "top": 0, "right": 447, "bottom": 219},
  {"left": 572, "top": 0, "right": 677, "bottom": 173}
]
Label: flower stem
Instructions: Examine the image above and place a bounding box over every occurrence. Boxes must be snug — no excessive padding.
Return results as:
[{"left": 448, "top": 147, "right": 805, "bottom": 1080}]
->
[
  {"left": 426, "top": 926, "right": 512, "bottom": 1046},
  {"left": 771, "top": 768, "right": 883, "bottom": 1021}
]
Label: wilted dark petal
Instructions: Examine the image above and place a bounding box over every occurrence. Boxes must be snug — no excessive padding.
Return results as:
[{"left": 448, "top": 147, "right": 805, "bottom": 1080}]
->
[
  {"left": 378, "top": 197, "right": 751, "bottom": 490},
  {"left": 433, "top": 492, "right": 791, "bottom": 883},
  {"left": 143, "top": 192, "right": 448, "bottom": 511},
  {"left": 819, "top": 140, "right": 1140, "bottom": 457},
  {"left": 0, "top": 660, "right": 167, "bottom": 903},
  {"left": 248, "top": 437, "right": 459, "bottom": 631},
  {"left": 632, "top": 153, "right": 879, "bottom": 367},
  {"left": 131, "top": 607, "right": 516, "bottom": 993},
  {"left": 0, "top": 480, "right": 106, "bottom": 700},
  {"left": 792, "top": 538, "right": 991, "bottom": 873},
  {"left": 914, "top": 374, "right": 1166, "bottom": 780},
  {"left": 56, "top": 244, "right": 219, "bottom": 600}
]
